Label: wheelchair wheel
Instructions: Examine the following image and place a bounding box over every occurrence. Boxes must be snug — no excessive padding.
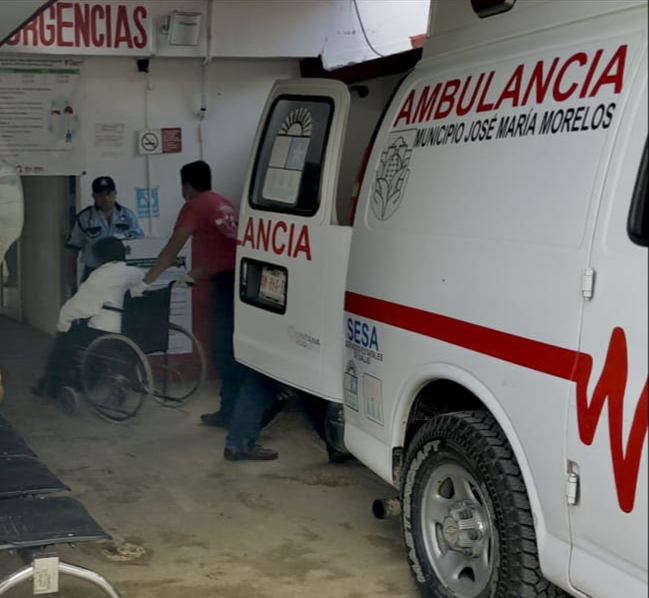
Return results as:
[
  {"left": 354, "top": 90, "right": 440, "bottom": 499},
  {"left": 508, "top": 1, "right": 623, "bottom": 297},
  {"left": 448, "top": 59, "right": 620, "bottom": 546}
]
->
[
  {"left": 81, "top": 334, "right": 152, "bottom": 424},
  {"left": 150, "top": 323, "right": 206, "bottom": 407}
]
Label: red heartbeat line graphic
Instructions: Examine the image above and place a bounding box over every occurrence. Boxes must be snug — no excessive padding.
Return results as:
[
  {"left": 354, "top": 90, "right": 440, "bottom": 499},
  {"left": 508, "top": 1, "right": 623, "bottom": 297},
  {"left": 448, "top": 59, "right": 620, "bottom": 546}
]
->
[
  {"left": 345, "top": 292, "right": 648, "bottom": 513},
  {"left": 573, "top": 328, "right": 648, "bottom": 513}
]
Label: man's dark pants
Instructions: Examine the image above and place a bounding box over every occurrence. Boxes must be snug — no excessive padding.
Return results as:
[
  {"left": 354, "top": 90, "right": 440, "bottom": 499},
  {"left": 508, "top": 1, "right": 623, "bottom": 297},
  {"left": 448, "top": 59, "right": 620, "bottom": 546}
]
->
[
  {"left": 40, "top": 323, "right": 104, "bottom": 394},
  {"left": 211, "top": 271, "right": 277, "bottom": 451}
]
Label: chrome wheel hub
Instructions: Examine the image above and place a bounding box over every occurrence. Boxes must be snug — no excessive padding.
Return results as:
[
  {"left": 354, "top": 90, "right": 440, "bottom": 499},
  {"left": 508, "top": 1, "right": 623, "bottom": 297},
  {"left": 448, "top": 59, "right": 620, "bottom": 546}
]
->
[
  {"left": 441, "top": 500, "right": 486, "bottom": 558},
  {"left": 420, "top": 462, "right": 495, "bottom": 598}
]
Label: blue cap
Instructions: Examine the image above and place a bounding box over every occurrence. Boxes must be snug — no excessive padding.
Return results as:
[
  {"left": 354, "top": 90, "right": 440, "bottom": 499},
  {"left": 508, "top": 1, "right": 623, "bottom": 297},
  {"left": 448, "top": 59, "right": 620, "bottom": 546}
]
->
[{"left": 92, "top": 176, "right": 116, "bottom": 193}]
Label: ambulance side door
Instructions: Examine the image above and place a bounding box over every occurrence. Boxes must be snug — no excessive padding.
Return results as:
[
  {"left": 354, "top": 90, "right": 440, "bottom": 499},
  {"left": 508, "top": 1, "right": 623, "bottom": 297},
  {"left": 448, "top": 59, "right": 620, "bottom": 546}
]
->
[
  {"left": 567, "top": 74, "right": 648, "bottom": 598},
  {"left": 234, "top": 80, "right": 351, "bottom": 401}
]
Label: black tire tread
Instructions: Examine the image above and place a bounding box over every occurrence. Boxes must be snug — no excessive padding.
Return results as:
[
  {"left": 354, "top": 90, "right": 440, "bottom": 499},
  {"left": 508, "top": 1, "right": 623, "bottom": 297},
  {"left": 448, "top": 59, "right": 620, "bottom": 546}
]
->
[{"left": 401, "top": 410, "right": 569, "bottom": 598}]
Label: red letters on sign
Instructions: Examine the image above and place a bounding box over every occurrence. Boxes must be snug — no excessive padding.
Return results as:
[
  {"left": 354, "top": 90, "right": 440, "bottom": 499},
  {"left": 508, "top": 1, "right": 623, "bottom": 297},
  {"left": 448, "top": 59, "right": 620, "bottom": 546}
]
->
[
  {"left": 58, "top": 3, "right": 75, "bottom": 47},
  {"left": 39, "top": 6, "right": 56, "bottom": 46},
  {"left": 74, "top": 3, "right": 90, "bottom": 47},
  {"left": 5, "top": 2, "right": 149, "bottom": 51},
  {"left": 392, "top": 45, "right": 628, "bottom": 126},
  {"left": 239, "top": 218, "right": 312, "bottom": 261},
  {"left": 588, "top": 45, "right": 627, "bottom": 97},
  {"left": 552, "top": 52, "right": 588, "bottom": 102},
  {"left": 133, "top": 6, "right": 148, "bottom": 49},
  {"left": 494, "top": 64, "right": 524, "bottom": 110}
]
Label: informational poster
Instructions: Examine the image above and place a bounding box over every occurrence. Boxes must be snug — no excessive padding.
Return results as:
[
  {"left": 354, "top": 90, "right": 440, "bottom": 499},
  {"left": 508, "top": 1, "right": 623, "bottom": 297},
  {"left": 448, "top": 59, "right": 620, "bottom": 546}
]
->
[
  {"left": 0, "top": 57, "right": 84, "bottom": 175},
  {"left": 123, "top": 238, "right": 192, "bottom": 354},
  {"left": 94, "top": 123, "right": 126, "bottom": 149}
]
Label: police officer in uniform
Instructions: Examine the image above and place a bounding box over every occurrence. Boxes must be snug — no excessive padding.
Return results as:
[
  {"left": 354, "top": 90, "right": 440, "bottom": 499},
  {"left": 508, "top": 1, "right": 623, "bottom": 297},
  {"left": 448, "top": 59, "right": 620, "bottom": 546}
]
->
[{"left": 66, "top": 176, "right": 144, "bottom": 282}]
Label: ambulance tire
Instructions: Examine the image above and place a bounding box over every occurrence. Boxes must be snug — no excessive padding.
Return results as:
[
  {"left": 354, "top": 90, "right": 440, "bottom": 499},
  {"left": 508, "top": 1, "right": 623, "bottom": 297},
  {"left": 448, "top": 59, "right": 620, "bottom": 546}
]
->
[{"left": 401, "top": 411, "right": 568, "bottom": 598}]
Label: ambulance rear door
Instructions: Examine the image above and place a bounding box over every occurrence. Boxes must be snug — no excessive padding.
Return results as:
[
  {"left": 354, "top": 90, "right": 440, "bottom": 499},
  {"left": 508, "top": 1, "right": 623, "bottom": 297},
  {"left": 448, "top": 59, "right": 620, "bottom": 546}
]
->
[
  {"left": 234, "top": 79, "right": 351, "bottom": 402},
  {"left": 566, "top": 60, "right": 648, "bottom": 598}
]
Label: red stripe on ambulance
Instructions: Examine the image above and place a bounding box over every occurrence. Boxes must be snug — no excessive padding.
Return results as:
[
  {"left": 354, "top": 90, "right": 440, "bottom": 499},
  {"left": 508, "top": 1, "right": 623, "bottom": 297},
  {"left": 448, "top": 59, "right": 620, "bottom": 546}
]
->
[
  {"left": 239, "top": 217, "right": 312, "bottom": 261},
  {"left": 345, "top": 291, "right": 648, "bottom": 513}
]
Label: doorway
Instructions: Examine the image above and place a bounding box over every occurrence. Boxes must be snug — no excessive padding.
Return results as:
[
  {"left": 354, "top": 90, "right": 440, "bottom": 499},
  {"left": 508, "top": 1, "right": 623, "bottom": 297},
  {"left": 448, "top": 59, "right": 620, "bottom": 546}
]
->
[{"left": 0, "top": 176, "right": 78, "bottom": 335}]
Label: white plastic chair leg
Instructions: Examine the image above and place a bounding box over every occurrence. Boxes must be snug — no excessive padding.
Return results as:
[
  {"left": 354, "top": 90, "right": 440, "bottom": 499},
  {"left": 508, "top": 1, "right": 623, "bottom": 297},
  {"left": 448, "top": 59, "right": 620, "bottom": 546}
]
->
[{"left": 0, "top": 561, "right": 122, "bottom": 597}]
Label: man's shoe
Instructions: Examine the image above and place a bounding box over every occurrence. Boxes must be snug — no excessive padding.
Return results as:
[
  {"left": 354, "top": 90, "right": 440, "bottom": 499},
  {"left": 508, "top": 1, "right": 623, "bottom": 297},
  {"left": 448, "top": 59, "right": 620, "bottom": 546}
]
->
[
  {"left": 31, "top": 379, "right": 57, "bottom": 399},
  {"left": 31, "top": 382, "right": 46, "bottom": 398},
  {"left": 200, "top": 411, "right": 230, "bottom": 428},
  {"left": 224, "top": 444, "right": 279, "bottom": 461}
]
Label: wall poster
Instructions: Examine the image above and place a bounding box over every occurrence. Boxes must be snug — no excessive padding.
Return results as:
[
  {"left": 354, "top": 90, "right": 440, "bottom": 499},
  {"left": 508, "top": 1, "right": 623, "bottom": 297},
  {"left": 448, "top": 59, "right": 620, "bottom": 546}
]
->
[{"left": 0, "top": 57, "right": 84, "bottom": 175}]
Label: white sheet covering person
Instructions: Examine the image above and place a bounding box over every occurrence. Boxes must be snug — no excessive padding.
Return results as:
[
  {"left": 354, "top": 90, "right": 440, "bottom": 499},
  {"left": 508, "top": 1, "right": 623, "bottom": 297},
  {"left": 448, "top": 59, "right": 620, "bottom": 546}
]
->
[
  {"left": 33, "top": 237, "right": 147, "bottom": 400},
  {"left": 57, "top": 260, "right": 146, "bottom": 334}
]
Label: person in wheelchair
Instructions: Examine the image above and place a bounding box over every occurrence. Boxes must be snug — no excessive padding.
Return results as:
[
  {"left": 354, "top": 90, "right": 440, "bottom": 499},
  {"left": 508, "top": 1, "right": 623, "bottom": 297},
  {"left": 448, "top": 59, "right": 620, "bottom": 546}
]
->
[{"left": 32, "top": 237, "right": 147, "bottom": 400}]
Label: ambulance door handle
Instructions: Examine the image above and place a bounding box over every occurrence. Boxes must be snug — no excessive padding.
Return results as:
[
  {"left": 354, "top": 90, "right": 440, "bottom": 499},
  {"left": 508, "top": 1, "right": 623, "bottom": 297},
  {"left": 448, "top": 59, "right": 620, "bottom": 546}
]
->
[{"left": 581, "top": 268, "right": 595, "bottom": 300}]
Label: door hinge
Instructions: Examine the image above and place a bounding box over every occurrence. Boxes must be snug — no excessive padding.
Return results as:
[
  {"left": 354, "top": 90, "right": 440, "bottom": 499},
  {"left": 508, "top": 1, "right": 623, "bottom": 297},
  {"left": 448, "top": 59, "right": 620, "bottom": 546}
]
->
[
  {"left": 567, "top": 472, "right": 580, "bottom": 506},
  {"left": 581, "top": 268, "right": 595, "bottom": 300}
]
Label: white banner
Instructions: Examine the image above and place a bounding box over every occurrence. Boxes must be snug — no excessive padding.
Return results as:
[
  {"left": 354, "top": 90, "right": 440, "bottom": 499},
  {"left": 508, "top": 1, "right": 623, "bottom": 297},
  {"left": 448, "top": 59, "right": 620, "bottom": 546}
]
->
[
  {"left": 1, "top": 1, "right": 152, "bottom": 56},
  {"left": 124, "top": 238, "right": 193, "bottom": 355},
  {"left": 0, "top": 57, "right": 84, "bottom": 175}
]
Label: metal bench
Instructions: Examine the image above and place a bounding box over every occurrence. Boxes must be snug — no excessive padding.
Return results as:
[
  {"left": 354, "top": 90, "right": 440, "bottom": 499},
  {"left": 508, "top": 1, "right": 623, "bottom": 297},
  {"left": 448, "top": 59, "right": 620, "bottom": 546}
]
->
[
  {"left": 0, "top": 457, "right": 67, "bottom": 498},
  {"left": 0, "top": 426, "right": 36, "bottom": 458},
  {"left": 0, "top": 425, "right": 123, "bottom": 596}
]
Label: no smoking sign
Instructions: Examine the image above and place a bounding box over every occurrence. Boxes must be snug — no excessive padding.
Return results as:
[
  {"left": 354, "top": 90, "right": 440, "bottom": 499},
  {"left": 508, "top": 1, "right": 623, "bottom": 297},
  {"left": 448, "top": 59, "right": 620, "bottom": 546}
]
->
[
  {"left": 137, "top": 128, "right": 182, "bottom": 155},
  {"left": 138, "top": 130, "right": 161, "bottom": 155}
]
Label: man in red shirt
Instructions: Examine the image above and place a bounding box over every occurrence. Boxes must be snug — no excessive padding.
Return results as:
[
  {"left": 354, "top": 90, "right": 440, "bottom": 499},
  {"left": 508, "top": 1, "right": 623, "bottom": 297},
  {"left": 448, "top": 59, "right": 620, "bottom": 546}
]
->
[{"left": 145, "top": 161, "right": 278, "bottom": 461}]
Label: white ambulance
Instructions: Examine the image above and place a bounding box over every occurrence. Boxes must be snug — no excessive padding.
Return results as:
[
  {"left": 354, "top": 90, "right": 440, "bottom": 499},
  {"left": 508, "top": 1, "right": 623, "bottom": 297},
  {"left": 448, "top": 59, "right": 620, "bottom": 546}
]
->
[{"left": 234, "top": 1, "right": 648, "bottom": 597}]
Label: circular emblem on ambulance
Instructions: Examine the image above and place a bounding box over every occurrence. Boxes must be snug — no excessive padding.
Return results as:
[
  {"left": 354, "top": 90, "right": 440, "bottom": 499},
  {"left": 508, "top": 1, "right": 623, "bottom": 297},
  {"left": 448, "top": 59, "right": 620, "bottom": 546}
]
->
[{"left": 371, "top": 134, "right": 413, "bottom": 221}]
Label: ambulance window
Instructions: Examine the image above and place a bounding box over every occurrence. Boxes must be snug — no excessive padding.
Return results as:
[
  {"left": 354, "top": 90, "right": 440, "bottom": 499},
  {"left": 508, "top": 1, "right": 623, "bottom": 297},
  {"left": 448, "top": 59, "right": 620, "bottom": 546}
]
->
[
  {"left": 471, "top": 0, "right": 516, "bottom": 18},
  {"left": 250, "top": 96, "right": 333, "bottom": 217},
  {"left": 628, "top": 141, "right": 648, "bottom": 246}
]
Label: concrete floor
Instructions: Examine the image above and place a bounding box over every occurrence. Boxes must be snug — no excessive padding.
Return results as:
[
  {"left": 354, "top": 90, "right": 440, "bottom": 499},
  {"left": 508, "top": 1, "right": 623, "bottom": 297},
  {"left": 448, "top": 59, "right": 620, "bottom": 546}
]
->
[{"left": 0, "top": 318, "right": 419, "bottom": 598}]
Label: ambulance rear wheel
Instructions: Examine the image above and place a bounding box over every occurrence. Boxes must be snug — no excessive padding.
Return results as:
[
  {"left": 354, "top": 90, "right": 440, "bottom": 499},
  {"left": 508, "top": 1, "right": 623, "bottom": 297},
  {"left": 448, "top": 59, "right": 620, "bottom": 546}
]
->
[{"left": 401, "top": 411, "right": 568, "bottom": 598}]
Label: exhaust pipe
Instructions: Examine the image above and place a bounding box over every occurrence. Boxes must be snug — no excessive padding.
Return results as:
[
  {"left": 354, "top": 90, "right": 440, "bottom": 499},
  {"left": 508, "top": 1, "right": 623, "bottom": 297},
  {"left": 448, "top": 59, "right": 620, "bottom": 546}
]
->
[{"left": 372, "top": 497, "right": 401, "bottom": 520}]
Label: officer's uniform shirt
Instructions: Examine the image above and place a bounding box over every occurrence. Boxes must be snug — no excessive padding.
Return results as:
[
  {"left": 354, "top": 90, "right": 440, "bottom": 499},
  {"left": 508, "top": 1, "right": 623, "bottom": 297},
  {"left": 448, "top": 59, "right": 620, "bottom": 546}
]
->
[{"left": 66, "top": 204, "right": 144, "bottom": 269}]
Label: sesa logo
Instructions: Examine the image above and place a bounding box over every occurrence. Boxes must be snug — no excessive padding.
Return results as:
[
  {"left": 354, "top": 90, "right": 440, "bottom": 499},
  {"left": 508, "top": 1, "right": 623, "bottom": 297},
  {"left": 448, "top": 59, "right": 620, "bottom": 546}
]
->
[{"left": 347, "top": 318, "right": 379, "bottom": 351}]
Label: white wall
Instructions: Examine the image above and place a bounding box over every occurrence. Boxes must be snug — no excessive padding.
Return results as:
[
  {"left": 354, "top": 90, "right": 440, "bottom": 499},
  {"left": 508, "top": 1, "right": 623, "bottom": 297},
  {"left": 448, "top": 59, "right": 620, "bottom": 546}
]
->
[
  {"left": 0, "top": 0, "right": 431, "bottom": 238},
  {"left": 77, "top": 56, "right": 299, "bottom": 237},
  {"left": 210, "top": 0, "right": 430, "bottom": 68},
  {"left": 321, "top": 0, "right": 430, "bottom": 68},
  {"left": 1, "top": 0, "right": 431, "bottom": 68},
  {"left": 21, "top": 176, "right": 69, "bottom": 334},
  {"left": 0, "top": 0, "right": 51, "bottom": 45},
  {"left": 0, "top": 162, "right": 23, "bottom": 267}
]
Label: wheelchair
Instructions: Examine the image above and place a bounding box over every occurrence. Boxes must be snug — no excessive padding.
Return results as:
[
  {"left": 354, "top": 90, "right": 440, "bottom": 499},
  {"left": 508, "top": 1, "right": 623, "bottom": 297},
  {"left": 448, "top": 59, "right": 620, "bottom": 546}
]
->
[{"left": 61, "top": 282, "right": 206, "bottom": 424}]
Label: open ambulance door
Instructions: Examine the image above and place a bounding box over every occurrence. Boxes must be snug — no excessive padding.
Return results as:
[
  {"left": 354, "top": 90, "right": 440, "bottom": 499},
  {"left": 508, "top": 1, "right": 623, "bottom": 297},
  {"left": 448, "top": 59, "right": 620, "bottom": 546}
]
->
[{"left": 234, "top": 79, "right": 351, "bottom": 402}]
